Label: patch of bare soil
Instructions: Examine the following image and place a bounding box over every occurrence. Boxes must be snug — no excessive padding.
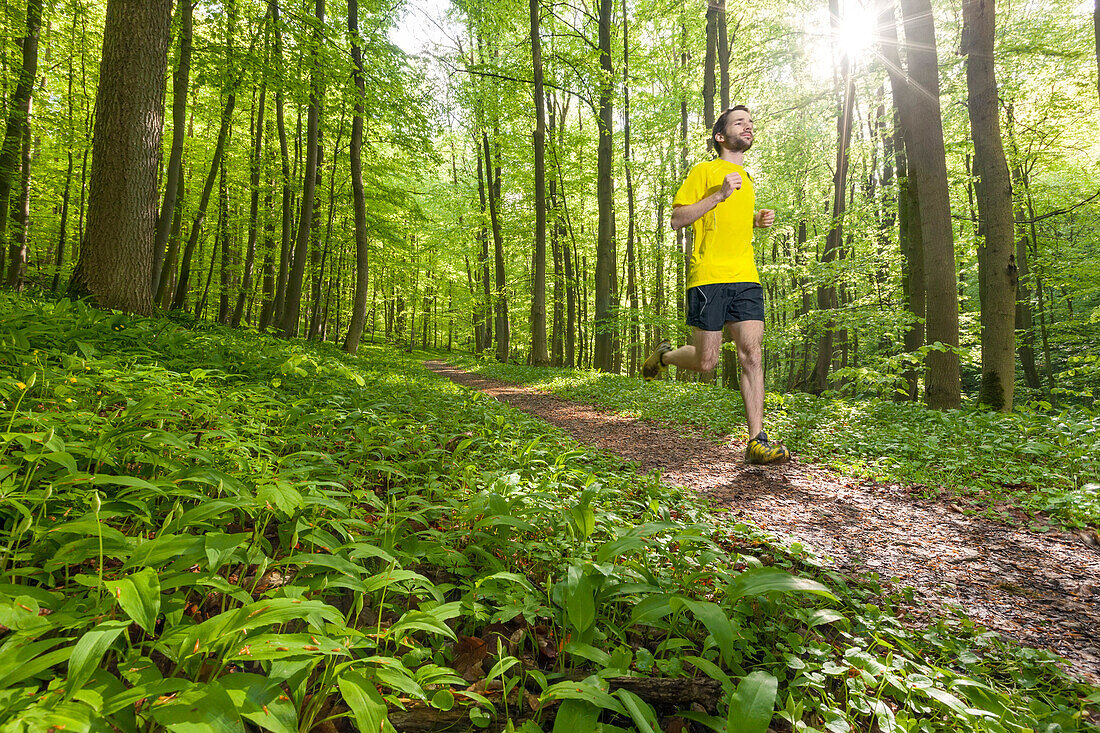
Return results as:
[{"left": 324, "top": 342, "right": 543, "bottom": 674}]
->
[{"left": 426, "top": 361, "right": 1100, "bottom": 684}]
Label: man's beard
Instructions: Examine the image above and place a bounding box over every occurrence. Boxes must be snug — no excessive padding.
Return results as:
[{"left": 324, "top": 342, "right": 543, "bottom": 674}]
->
[{"left": 720, "top": 135, "right": 752, "bottom": 153}]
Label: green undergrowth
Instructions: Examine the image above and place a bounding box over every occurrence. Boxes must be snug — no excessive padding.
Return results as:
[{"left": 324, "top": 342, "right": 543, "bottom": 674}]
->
[
  {"left": 0, "top": 294, "right": 1096, "bottom": 733},
  {"left": 457, "top": 360, "right": 1100, "bottom": 530}
]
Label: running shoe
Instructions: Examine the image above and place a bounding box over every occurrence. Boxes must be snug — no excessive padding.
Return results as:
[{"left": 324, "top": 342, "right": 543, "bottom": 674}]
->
[
  {"left": 642, "top": 339, "right": 672, "bottom": 381},
  {"left": 745, "top": 431, "right": 790, "bottom": 465}
]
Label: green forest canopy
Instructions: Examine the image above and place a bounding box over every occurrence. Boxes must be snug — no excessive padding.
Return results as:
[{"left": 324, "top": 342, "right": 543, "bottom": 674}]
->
[{"left": 0, "top": 0, "right": 1097, "bottom": 410}]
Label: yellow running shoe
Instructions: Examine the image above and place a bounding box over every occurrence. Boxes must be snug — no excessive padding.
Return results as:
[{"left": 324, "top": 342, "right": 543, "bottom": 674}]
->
[
  {"left": 745, "top": 431, "right": 790, "bottom": 465},
  {"left": 642, "top": 339, "right": 672, "bottom": 381}
]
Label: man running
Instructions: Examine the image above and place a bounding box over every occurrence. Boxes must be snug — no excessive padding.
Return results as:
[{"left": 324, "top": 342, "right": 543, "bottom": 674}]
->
[{"left": 642, "top": 105, "right": 789, "bottom": 465}]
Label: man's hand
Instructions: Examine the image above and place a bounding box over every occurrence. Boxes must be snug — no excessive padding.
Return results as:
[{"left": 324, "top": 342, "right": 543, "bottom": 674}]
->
[
  {"left": 719, "top": 171, "right": 743, "bottom": 201},
  {"left": 754, "top": 209, "right": 775, "bottom": 228}
]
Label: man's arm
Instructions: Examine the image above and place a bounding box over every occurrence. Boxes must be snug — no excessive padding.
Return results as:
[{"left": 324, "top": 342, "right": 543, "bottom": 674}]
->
[{"left": 670, "top": 170, "right": 743, "bottom": 230}]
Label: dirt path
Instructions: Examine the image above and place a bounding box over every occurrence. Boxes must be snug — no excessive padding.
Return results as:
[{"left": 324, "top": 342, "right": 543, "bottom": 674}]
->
[{"left": 426, "top": 361, "right": 1100, "bottom": 684}]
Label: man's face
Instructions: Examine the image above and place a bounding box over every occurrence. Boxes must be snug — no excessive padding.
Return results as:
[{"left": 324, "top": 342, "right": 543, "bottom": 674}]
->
[{"left": 717, "top": 109, "right": 754, "bottom": 152}]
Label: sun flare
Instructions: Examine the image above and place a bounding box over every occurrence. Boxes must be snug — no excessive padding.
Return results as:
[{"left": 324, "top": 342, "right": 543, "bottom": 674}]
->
[{"left": 834, "top": 0, "right": 878, "bottom": 60}]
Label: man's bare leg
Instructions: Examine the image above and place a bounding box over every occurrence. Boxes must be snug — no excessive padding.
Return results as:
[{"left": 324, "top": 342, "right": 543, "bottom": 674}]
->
[
  {"left": 662, "top": 329, "right": 723, "bottom": 373},
  {"left": 725, "top": 320, "right": 765, "bottom": 439}
]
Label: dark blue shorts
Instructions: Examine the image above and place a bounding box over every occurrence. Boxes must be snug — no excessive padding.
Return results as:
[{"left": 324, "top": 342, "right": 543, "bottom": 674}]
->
[{"left": 686, "top": 282, "right": 765, "bottom": 331}]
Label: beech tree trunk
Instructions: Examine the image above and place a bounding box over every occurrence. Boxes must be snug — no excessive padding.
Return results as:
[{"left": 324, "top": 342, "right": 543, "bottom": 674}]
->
[
  {"left": 593, "top": 0, "right": 616, "bottom": 371},
  {"left": 483, "top": 132, "right": 509, "bottom": 362},
  {"left": 897, "top": 0, "right": 961, "bottom": 409},
  {"left": 622, "top": 0, "right": 640, "bottom": 376},
  {"left": 812, "top": 0, "right": 856, "bottom": 394},
  {"left": 169, "top": 92, "right": 236, "bottom": 311},
  {"left": 232, "top": 82, "right": 265, "bottom": 327},
  {"left": 344, "top": 0, "right": 371, "bottom": 354},
  {"left": 964, "top": 0, "right": 1016, "bottom": 411},
  {"left": 529, "top": 0, "right": 549, "bottom": 365},
  {"left": 0, "top": 0, "right": 42, "bottom": 288},
  {"left": 153, "top": 0, "right": 192, "bottom": 296},
  {"left": 280, "top": 0, "right": 325, "bottom": 337},
  {"left": 68, "top": 0, "right": 171, "bottom": 315}
]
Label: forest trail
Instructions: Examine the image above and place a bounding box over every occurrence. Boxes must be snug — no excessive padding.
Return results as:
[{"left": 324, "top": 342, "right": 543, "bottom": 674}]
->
[{"left": 426, "top": 361, "right": 1100, "bottom": 684}]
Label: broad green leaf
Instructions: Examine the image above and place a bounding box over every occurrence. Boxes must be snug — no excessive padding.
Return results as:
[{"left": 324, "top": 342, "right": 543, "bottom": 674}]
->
[
  {"left": 388, "top": 610, "right": 458, "bottom": 642},
  {"left": 728, "top": 568, "right": 836, "bottom": 602},
  {"left": 543, "top": 681, "right": 626, "bottom": 716},
  {"left": 66, "top": 621, "right": 129, "bottom": 698},
  {"left": 552, "top": 699, "right": 600, "bottom": 733},
  {"left": 219, "top": 673, "right": 297, "bottom": 733},
  {"left": 104, "top": 567, "right": 160, "bottom": 633},
  {"left": 727, "top": 671, "right": 777, "bottom": 733},
  {"left": 225, "top": 633, "right": 351, "bottom": 661},
  {"left": 629, "top": 594, "right": 674, "bottom": 627},
  {"left": 150, "top": 681, "right": 244, "bottom": 733},
  {"left": 204, "top": 533, "right": 249, "bottom": 571},
  {"left": 616, "top": 688, "right": 660, "bottom": 733},
  {"left": 676, "top": 597, "right": 737, "bottom": 667},
  {"left": 1, "top": 637, "right": 74, "bottom": 689},
  {"left": 338, "top": 671, "right": 397, "bottom": 733},
  {"left": 563, "top": 564, "right": 597, "bottom": 633},
  {"left": 431, "top": 689, "right": 456, "bottom": 711}
]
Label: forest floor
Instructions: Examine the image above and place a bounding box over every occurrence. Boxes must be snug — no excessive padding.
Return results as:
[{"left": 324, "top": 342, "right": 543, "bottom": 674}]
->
[{"left": 426, "top": 360, "right": 1100, "bottom": 685}]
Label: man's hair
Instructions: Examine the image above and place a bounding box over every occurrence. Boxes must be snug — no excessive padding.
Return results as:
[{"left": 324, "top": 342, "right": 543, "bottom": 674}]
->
[{"left": 711, "top": 105, "right": 751, "bottom": 151}]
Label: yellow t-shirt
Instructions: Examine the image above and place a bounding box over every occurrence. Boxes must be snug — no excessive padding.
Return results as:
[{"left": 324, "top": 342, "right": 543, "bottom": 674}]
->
[{"left": 673, "top": 159, "right": 759, "bottom": 288}]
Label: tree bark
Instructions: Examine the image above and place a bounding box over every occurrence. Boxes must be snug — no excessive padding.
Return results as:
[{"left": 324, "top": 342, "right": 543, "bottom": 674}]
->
[
  {"left": 232, "top": 82, "right": 266, "bottom": 327},
  {"left": 68, "top": 0, "right": 171, "bottom": 315},
  {"left": 593, "top": 0, "right": 616, "bottom": 371},
  {"left": 529, "top": 0, "right": 549, "bottom": 365},
  {"left": 344, "top": 0, "right": 371, "bottom": 354},
  {"left": 897, "top": 0, "right": 960, "bottom": 409},
  {"left": 964, "top": 0, "right": 1016, "bottom": 411},
  {"left": 280, "top": 0, "right": 325, "bottom": 338},
  {"left": 811, "top": 0, "right": 856, "bottom": 394},
  {"left": 153, "top": 0, "right": 192, "bottom": 296},
  {"left": 169, "top": 92, "right": 236, "bottom": 311},
  {"left": 622, "top": 0, "right": 640, "bottom": 377},
  {"left": 483, "top": 131, "right": 509, "bottom": 362},
  {"left": 1095, "top": 0, "right": 1099, "bottom": 106},
  {"left": 1, "top": 0, "right": 42, "bottom": 288}
]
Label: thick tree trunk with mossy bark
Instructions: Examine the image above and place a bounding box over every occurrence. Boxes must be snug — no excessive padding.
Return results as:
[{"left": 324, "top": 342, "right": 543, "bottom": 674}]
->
[
  {"left": 964, "top": 0, "right": 1016, "bottom": 411},
  {"left": 68, "top": 0, "right": 171, "bottom": 315},
  {"left": 898, "top": 0, "right": 960, "bottom": 409}
]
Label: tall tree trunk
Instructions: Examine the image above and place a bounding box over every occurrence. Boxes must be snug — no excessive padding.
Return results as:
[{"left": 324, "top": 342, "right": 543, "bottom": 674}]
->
[
  {"left": 308, "top": 137, "right": 331, "bottom": 340},
  {"left": 529, "top": 0, "right": 549, "bottom": 365},
  {"left": 344, "top": 0, "right": 371, "bottom": 354},
  {"left": 153, "top": 0, "right": 192, "bottom": 296},
  {"left": 1094, "top": 0, "right": 1099, "bottom": 105},
  {"left": 216, "top": 157, "right": 232, "bottom": 324},
  {"left": 622, "top": 0, "right": 640, "bottom": 376},
  {"left": 280, "top": 0, "right": 325, "bottom": 337},
  {"left": 233, "top": 82, "right": 265, "bottom": 327},
  {"left": 703, "top": 0, "right": 718, "bottom": 134},
  {"left": 68, "top": 0, "right": 171, "bottom": 315},
  {"left": 170, "top": 92, "right": 236, "bottom": 311},
  {"left": 1, "top": 0, "right": 42, "bottom": 288},
  {"left": 1005, "top": 106, "right": 1040, "bottom": 391},
  {"left": 812, "top": 0, "right": 856, "bottom": 393},
  {"left": 483, "top": 131, "right": 509, "bottom": 362},
  {"left": 270, "top": 0, "right": 292, "bottom": 328},
  {"left": 593, "top": 0, "right": 616, "bottom": 371},
  {"left": 964, "top": 0, "right": 1016, "bottom": 411},
  {"left": 898, "top": 0, "right": 961, "bottom": 408}
]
